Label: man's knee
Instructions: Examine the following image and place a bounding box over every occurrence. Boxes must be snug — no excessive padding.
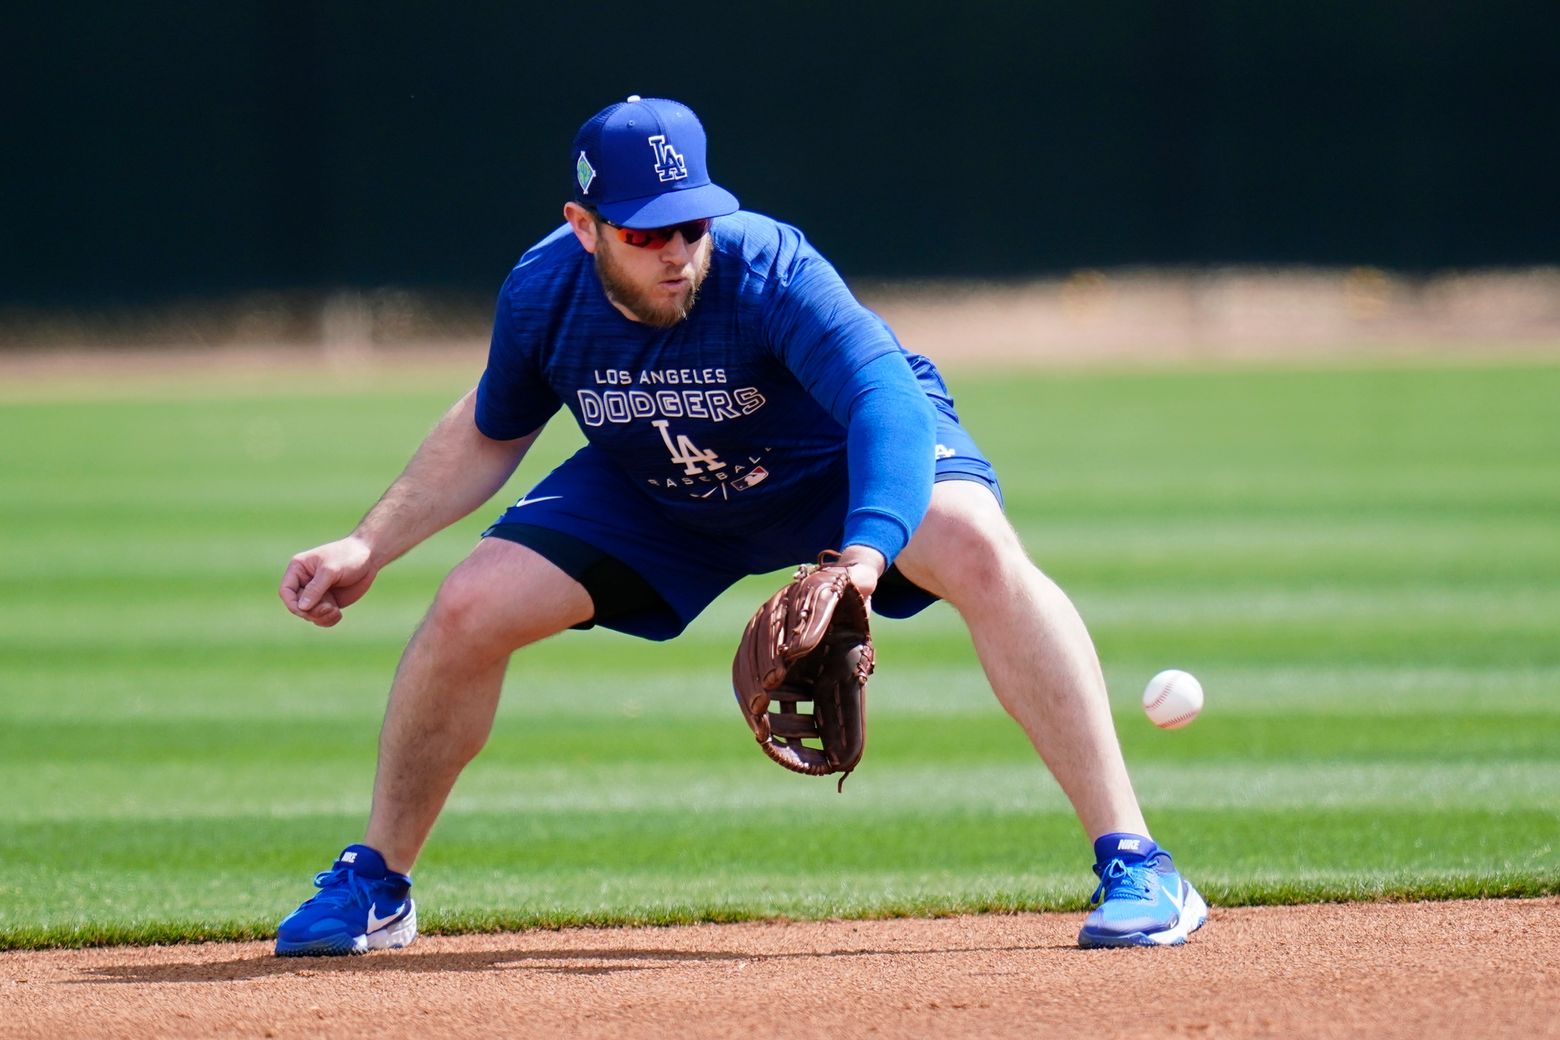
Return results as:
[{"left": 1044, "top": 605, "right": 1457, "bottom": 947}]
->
[
  {"left": 425, "top": 564, "right": 503, "bottom": 646},
  {"left": 423, "top": 540, "right": 592, "bottom": 654},
  {"left": 897, "top": 481, "right": 1031, "bottom": 603}
]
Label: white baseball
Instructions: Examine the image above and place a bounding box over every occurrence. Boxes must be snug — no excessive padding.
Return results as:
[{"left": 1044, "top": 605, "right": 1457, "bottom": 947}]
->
[{"left": 1142, "top": 669, "right": 1203, "bottom": 729}]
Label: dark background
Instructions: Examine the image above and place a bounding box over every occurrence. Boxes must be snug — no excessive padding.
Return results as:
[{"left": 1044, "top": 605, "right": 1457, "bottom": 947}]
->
[{"left": 6, "top": 1, "right": 1557, "bottom": 308}]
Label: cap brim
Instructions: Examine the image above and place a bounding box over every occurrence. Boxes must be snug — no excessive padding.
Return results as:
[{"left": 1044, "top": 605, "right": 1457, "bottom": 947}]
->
[{"left": 597, "top": 183, "right": 740, "bottom": 227}]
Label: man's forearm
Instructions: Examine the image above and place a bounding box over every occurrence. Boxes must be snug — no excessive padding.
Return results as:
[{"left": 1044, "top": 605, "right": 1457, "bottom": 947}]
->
[
  {"left": 839, "top": 358, "right": 936, "bottom": 564},
  {"left": 353, "top": 388, "right": 538, "bottom": 567}
]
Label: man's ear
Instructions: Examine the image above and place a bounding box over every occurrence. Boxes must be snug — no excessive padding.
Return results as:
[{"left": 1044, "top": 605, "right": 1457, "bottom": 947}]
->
[{"left": 563, "top": 202, "right": 599, "bottom": 254}]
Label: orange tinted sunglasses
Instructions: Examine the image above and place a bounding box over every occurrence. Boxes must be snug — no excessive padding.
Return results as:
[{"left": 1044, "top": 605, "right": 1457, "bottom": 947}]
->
[{"left": 600, "top": 215, "right": 712, "bottom": 249}]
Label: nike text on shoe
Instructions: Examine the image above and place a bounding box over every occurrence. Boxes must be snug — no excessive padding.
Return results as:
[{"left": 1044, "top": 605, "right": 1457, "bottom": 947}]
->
[
  {"left": 1077, "top": 846, "right": 1208, "bottom": 949},
  {"left": 275, "top": 844, "right": 417, "bottom": 956}
]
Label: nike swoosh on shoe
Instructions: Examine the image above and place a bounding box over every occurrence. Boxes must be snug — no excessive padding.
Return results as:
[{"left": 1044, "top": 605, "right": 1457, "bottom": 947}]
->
[{"left": 365, "top": 903, "right": 405, "bottom": 934}]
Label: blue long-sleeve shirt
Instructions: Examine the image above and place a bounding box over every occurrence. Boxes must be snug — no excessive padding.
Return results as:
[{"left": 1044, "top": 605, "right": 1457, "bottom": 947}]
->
[{"left": 474, "top": 211, "right": 937, "bottom": 563}]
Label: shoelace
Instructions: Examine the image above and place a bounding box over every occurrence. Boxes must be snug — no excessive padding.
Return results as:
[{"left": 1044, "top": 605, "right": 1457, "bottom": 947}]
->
[
  {"left": 1089, "top": 857, "right": 1157, "bottom": 907},
  {"left": 308, "top": 867, "right": 377, "bottom": 908}
]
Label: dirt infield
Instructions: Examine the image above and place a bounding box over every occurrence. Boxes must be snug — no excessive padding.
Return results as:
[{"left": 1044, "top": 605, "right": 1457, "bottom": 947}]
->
[{"left": 3, "top": 899, "right": 1555, "bottom": 1040}]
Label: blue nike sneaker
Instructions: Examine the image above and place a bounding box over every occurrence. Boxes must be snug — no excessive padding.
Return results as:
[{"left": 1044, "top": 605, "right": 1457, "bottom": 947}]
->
[
  {"left": 275, "top": 844, "right": 417, "bottom": 956},
  {"left": 1077, "top": 832, "right": 1208, "bottom": 948}
]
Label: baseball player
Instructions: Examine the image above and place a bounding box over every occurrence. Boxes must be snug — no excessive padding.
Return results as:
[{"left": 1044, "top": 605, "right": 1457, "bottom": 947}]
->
[{"left": 274, "top": 96, "right": 1206, "bottom": 955}]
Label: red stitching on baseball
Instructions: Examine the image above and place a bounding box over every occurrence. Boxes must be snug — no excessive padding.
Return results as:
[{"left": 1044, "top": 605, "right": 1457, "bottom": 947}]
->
[{"left": 1145, "top": 675, "right": 1177, "bottom": 713}]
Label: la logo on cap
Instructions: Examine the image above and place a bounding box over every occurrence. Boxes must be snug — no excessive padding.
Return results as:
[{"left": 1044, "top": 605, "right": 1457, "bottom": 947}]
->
[{"left": 649, "top": 135, "right": 687, "bottom": 182}]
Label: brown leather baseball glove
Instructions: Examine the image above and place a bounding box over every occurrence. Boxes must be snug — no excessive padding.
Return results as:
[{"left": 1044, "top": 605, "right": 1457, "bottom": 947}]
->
[{"left": 731, "top": 557, "right": 873, "bottom": 791}]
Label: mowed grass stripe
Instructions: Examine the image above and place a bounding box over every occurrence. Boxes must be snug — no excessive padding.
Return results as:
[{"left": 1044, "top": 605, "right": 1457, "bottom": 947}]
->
[
  {"left": 0, "top": 359, "right": 1557, "bottom": 946},
  {"left": 10, "top": 660, "right": 1559, "bottom": 722},
  {"left": 6, "top": 758, "right": 1555, "bottom": 825},
  {"left": 3, "top": 712, "right": 1557, "bottom": 769}
]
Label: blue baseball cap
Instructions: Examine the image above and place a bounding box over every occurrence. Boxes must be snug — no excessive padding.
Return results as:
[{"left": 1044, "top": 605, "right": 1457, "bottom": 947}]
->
[{"left": 571, "top": 96, "right": 740, "bottom": 228}]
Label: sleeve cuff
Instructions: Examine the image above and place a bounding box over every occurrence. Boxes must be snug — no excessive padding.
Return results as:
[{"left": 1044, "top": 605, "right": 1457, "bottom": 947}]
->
[{"left": 841, "top": 508, "right": 914, "bottom": 565}]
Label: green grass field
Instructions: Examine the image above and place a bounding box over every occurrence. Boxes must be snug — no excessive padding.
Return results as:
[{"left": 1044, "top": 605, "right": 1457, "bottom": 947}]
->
[{"left": 2, "top": 357, "right": 1557, "bottom": 949}]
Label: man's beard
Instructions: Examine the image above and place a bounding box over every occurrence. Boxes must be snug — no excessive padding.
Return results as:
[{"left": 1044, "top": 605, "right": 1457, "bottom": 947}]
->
[{"left": 594, "top": 244, "right": 711, "bottom": 328}]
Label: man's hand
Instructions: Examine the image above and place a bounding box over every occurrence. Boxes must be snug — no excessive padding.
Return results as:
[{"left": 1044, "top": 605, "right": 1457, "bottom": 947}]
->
[
  {"left": 835, "top": 544, "right": 887, "bottom": 601},
  {"left": 279, "top": 536, "right": 378, "bottom": 628}
]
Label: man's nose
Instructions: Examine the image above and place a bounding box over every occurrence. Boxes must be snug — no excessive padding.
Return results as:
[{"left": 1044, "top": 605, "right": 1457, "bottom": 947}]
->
[{"left": 660, "top": 232, "right": 693, "bottom": 263}]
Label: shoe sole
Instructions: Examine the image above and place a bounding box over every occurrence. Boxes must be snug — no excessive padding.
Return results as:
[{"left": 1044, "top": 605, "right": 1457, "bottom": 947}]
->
[
  {"left": 275, "top": 900, "right": 418, "bottom": 957},
  {"left": 1077, "top": 882, "right": 1208, "bottom": 949}
]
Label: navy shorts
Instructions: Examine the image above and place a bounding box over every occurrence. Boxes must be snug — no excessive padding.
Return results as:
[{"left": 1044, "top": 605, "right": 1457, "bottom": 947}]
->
[{"left": 483, "top": 392, "right": 1001, "bottom": 641}]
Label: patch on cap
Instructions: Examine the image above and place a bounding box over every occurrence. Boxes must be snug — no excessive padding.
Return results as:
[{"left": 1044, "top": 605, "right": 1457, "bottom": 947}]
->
[
  {"left": 648, "top": 135, "right": 687, "bottom": 183},
  {"left": 575, "top": 151, "right": 596, "bottom": 195}
]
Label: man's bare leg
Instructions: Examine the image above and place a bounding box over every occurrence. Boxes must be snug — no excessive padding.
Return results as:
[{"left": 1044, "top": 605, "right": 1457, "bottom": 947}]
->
[
  {"left": 362, "top": 537, "right": 594, "bottom": 872},
  {"left": 893, "top": 480, "right": 1148, "bottom": 841}
]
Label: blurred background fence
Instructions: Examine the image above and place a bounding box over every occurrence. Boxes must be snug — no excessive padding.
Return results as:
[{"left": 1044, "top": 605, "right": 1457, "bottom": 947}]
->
[{"left": 5, "top": 2, "right": 1557, "bottom": 350}]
